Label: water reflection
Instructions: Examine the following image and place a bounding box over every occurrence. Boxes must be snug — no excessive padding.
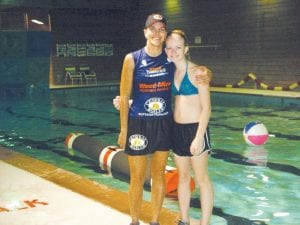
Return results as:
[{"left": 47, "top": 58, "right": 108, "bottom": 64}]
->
[{"left": 244, "top": 146, "right": 268, "bottom": 167}]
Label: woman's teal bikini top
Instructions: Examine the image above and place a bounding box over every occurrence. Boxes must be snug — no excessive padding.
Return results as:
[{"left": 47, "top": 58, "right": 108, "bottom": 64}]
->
[{"left": 171, "top": 63, "right": 198, "bottom": 96}]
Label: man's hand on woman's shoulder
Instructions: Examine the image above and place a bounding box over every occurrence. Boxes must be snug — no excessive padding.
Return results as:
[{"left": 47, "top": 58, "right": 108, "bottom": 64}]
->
[{"left": 192, "top": 66, "right": 212, "bottom": 84}]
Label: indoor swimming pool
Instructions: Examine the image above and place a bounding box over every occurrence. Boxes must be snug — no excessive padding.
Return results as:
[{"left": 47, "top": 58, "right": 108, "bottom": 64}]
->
[{"left": 0, "top": 87, "right": 299, "bottom": 225}]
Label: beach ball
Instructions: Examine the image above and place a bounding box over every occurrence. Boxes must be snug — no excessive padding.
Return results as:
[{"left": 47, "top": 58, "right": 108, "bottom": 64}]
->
[{"left": 243, "top": 121, "right": 269, "bottom": 146}]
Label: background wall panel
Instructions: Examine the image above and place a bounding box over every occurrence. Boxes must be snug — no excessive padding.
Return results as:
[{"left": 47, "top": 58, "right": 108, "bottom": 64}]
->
[{"left": 1, "top": 0, "right": 299, "bottom": 90}]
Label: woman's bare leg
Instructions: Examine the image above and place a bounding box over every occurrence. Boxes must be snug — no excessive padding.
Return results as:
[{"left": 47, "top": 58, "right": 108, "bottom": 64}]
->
[
  {"left": 191, "top": 153, "right": 213, "bottom": 225},
  {"left": 174, "top": 155, "right": 191, "bottom": 223}
]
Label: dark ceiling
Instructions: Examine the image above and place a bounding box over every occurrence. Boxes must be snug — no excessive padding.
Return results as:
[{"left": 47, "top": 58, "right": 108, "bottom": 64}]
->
[{"left": 0, "top": 0, "right": 139, "bottom": 11}]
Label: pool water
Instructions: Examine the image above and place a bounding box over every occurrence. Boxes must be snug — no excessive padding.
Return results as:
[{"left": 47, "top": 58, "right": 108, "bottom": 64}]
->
[{"left": 0, "top": 87, "right": 299, "bottom": 225}]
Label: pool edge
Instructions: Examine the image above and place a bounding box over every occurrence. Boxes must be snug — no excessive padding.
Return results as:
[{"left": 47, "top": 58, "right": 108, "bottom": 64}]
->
[
  {"left": 0, "top": 146, "right": 179, "bottom": 225},
  {"left": 50, "top": 81, "right": 300, "bottom": 99}
]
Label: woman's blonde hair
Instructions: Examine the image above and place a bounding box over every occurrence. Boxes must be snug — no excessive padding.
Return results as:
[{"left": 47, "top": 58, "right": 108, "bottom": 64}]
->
[{"left": 166, "top": 29, "right": 190, "bottom": 59}]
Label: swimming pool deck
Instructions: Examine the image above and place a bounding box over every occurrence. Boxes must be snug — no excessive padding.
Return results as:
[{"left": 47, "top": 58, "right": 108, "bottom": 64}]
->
[
  {"left": 0, "top": 146, "right": 201, "bottom": 225},
  {"left": 50, "top": 81, "right": 300, "bottom": 99}
]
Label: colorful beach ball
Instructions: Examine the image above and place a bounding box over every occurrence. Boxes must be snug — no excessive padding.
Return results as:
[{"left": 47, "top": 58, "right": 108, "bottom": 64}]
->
[{"left": 243, "top": 121, "right": 269, "bottom": 146}]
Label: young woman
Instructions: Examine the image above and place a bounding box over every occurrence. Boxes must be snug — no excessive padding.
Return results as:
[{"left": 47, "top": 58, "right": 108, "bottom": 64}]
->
[{"left": 165, "top": 29, "right": 214, "bottom": 225}]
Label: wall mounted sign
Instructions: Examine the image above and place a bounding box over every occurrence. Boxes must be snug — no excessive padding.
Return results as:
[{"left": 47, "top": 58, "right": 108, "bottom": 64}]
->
[{"left": 56, "top": 43, "right": 113, "bottom": 57}]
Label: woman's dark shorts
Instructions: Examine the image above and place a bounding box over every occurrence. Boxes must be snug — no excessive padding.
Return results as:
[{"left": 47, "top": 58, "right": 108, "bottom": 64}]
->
[
  {"left": 125, "top": 116, "right": 173, "bottom": 156},
  {"left": 172, "top": 122, "right": 212, "bottom": 157}
]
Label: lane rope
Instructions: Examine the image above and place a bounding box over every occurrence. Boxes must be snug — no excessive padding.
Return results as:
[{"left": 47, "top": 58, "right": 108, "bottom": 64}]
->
[{"left": 211, "top": 73, "right": 299, "bottom": 91}]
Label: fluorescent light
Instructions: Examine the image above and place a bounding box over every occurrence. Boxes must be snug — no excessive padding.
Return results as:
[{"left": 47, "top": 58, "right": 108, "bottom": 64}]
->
[{"left": 31, "top": 19, "right": 44, "bottom": 25}]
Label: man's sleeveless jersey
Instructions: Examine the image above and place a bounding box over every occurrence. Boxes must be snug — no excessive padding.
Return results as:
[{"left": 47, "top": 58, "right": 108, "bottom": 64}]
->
[{"left": 130, "top": 48, "right": 175, "bottom": 118}]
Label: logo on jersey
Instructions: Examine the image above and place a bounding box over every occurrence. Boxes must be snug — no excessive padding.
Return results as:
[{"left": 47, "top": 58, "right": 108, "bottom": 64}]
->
[
  {"left": 146, "top": 66, "right": 167, "bottom": 77},
  {"left": 129, "top": 134, "right": 148, "bottom": 151},
  {"left": 141, "top": 59, "right": 147, "bottom": 67},
  {"left": 144, "top": 97, "right": 166, "bottom": 114}
]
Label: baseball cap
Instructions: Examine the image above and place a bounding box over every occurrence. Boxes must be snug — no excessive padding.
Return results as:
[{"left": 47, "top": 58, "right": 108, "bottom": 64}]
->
[{"left": 145, "top": 13, "right": 167, "bottom": 28}]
